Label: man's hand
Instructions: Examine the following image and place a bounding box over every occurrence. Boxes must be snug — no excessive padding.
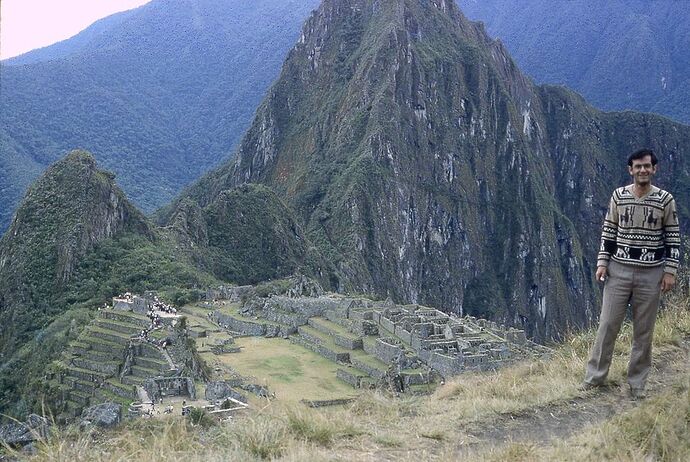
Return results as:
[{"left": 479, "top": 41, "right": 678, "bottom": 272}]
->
[
  {"left": 661, "top": 273, "right": 676, "bottom": 293},
  {"left": 596, "top": 266, "right": 608, "bottom": 282}
]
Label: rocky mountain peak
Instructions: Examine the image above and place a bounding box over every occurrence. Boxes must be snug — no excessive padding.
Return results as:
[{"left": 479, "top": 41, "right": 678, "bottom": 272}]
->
[
  {"left": 0, "top": 150, "right": 150, "bottom": 356},
  {"left": 169, "top": 0, "right": 690, "bottom": 342}
]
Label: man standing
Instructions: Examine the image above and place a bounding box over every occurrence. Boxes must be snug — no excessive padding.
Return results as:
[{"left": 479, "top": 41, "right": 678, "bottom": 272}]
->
[{"left": 583, "top": 149, "right": 681, "bottom": 399}]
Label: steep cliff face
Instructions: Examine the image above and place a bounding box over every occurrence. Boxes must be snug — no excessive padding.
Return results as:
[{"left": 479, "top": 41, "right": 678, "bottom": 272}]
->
[
  {"left": 0, "top": 150, "right": 151, "bottom": 357},
  {"left": 169, "top": 0, "right": 690, "bottom": 341}
]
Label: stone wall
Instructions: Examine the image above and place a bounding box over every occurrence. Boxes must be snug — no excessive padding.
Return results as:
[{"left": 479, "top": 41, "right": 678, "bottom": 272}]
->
[
  {"left": 206, "top": 285, "right": 254, "bottom": 302},
  {"left": 290, "top": 336, "right": 350, "bottom": 363},
  {"left": 336, "top": 369, "right": 363, "bottom": 388},
  {"left": 267, "top": 296, "right": 353, "bottom": 318},
  {"left": 350, "top": 357, "right": 385, "bottom": 380},
  {"left": 112, "top": 296, "right": 149, "bottom": 314},
  {"left": 426, "top": 351, "right": 465, "bottom": 377},
  {"left": 302, "top": 398, "right": 356, "bottom": 408},
  {"left": 205, "top": 381, "right": 248, "bottom": 404},
  {"left": 364, "top": 338, "right": 404, "bottom": 364},
  {"left": 351, "top": 319, "right": 378, "bottom": 336},
  {"left": 100, "top": 310, "right": 150, "bottom": 327},
  {"left": 211, "top": 311, "right": 300, "bottom": 337},
  {"left": 144, "top": 376, "right": 196, "bottom": 401},
  {"left": 71, "top": 357, "right": 119, "bottom": 375},
  {"left": 307, "top": 319, "right": 363, "bottom": 350}
]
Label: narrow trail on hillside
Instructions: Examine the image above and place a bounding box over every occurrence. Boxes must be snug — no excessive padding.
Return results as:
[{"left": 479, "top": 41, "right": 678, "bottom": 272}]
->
[{"left": 456, "top": 338, "right": 690, "bottom": 456}]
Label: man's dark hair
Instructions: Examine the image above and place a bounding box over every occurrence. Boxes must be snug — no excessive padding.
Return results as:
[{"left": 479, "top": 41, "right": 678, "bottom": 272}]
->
[{"left": 628, "top": 149, "right": 657, "bottom": 167}]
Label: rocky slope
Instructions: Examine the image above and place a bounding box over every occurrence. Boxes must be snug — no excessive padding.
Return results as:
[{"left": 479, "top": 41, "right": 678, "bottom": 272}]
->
[{"left": 169, "top": 0, "right": 690, "bottom": 341}]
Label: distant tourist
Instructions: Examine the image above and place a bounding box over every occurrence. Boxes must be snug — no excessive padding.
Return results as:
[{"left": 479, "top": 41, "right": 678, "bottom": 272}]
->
[{"left": 582, "top": 149, "right": 680, "bottom": 399}]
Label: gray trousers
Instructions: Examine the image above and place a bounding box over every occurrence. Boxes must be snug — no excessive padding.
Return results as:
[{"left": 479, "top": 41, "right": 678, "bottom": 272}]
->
[{"left": 585, "top": 259, "right": 664, "bottom": 389}]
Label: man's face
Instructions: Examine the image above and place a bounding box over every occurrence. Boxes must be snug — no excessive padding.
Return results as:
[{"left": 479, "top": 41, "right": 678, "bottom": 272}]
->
[{"left": 628, "top": 155, "right": 656, "bottom": 186}]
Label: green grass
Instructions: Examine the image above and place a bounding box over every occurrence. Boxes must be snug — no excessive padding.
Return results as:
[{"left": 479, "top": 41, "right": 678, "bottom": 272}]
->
[{"left": 211, "top": 337, "right": 356, "bottom": 402}]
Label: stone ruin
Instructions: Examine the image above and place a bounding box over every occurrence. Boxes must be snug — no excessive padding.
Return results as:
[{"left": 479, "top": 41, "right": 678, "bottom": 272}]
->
[
  {"left": 143, "top": 376, "right": 196, "bottom": 402},
  {"left": 48, "top": 292, "right": 203, "bottom": 422},
  {"left": 205, "top": 280, "right": 548, "bottom": 392}
]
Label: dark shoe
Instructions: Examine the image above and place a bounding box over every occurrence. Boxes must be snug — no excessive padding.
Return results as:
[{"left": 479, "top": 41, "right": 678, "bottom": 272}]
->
[{"left": 630, "top": 387, "right": 647, "bottom": 400}]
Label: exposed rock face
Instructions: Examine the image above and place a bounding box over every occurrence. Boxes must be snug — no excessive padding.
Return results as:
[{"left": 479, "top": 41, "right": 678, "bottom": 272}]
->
[
  {"left": 80, "top": 402, "right": 122, "bottom": 428},
  {"left": 171, "top": 0, "right": 690, "bottom": 341},
  {"left": 0, "top": 150, "right": 151, "bottom": 357},
  {"left": 205, "top": 381, "right": 248, "bottom": 404},
  {"left": 0, "top": 414, "right": 50, "bottom": 446}
]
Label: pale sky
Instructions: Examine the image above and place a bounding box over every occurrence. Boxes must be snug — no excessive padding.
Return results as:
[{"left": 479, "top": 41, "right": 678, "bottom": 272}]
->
[{"left": 0, "top": 0, "right": 152, "bottom": 60}]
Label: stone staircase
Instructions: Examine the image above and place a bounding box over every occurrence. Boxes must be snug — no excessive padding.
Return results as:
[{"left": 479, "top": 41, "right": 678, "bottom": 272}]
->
[{"left": 56, "top": 309, "right": 173, "bottom": 416}]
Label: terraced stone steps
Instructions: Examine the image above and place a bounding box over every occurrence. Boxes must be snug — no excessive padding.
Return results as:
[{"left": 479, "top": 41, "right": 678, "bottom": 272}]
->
[
  {"left": 130, "top": 364, "right": 161, "bottom": 378},
  {"left": 122, "top": 375, "right": 147, "bottom": 386},
  {"left": 59, "top": 308, "right": 151, "bottom": 411},
  {"left": 308, "top": 317, "right": 364, "bottom": 350},
  {"left": 64, "top": 377, "right": 96, "bottom": 394},
  {"left": 95, "top": 318, "right": 143, "bottom": 336},
  {"left": 76, "top": 335, "right": 126, "bottom": 356},
  {"left": 69, "top": 389, "right": 92, "bottom": 407},
  {"left": 134, "top": 356, "right": 169, "bottom": 371},
  {"left": 94, "top": 387, "right": 133, "bottom": 407},
  {"left": 104, "top": 378, "right": 137, "bottom": 400},
  {"left": 85, "top": 325, "right": 134, "bottom": 345},
  {"left": 291, "top": 334, "right": 350, "bottom": 363},
  {"left": 349, "top": 349, "right": 388, "bottom": 380},
  {"left": 296, "top": 325, "right": 352, "bottom": 362},
  {"left": 336, "top": 366, "right": 371, "bottom": 388},
  {"left": 71, "top": 357, "right": 121, "bottom": 375},
  {"left": 99, "top": 309, "right": 150, "bottom": 327},
  {"left": 63, "top": 364, "right": 110, "bottom": 383},
  {"left": 82, "top": 348, "right": 123, "bottom": 363},
  {"left": 291, "top": 322, "right": 390, "bottom": 388}
]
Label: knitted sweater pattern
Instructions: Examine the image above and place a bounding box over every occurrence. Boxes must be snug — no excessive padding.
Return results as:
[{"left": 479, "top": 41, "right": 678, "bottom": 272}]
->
[{"left": 597, "top": 185, "right": 680, "bottom": 275}]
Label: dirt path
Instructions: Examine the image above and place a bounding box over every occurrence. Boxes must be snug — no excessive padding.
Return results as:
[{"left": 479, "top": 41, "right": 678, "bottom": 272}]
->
[{"left": 457, "top": 339, "right": 690, "bottom": 455}]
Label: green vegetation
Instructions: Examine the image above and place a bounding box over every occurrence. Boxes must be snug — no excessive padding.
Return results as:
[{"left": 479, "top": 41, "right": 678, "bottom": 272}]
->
[
  {"left": 458, "top": 0, "right": 690, "bottom": 125},
  {"left": 6, "top": 294, "right": 689, "bottom": 461},
  {"left": 63, "top": 232, "right": 217, "bottom": 307},
  {"left": 212, "top": 337, "right": 355, "bottom": 402},
  {"left": 0, "top": 0, "right": 321, "bottom": 232},
  {"left": 202, "top": 185, "right": 326, "bottom": 286}
]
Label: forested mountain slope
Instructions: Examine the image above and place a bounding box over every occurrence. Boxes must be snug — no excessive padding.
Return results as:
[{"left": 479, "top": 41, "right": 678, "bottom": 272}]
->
[
  {"left": 0, "top": 0, "right": 320, "bottom": 232},
  {"left": 458, "top": 0, "right": 690, "bottom": 125}
]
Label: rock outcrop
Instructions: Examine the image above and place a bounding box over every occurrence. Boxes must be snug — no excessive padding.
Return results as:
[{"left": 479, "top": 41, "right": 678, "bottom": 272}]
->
[{"left": 80, "top": 402, "right": 122, "bottom": 428}]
